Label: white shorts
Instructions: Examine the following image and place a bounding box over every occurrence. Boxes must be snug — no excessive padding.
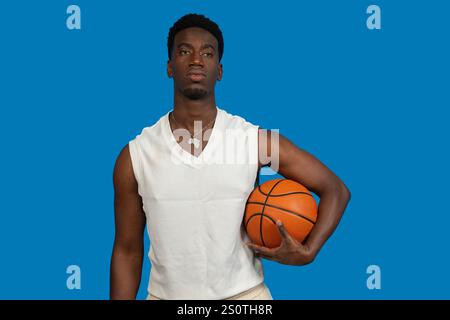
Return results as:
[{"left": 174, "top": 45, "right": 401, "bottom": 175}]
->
[{"left": 146, "top": 282, "right": 273, "bottom": 300}]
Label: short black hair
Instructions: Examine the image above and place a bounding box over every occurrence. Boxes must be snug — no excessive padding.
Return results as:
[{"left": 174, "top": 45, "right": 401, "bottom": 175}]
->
[{"left": 167, "top": 13, "right": 224, "bottom": 61}]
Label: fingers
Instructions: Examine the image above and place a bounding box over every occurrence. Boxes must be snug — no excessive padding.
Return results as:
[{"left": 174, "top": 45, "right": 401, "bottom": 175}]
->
[
  {"left": 246, "top": 243, "right": 275, "bottom": 256},
  {"left": 276, "top": 220, "right": 291, "bottom": 243},
  {"left": 246, "top": 242, "right": 281, "bottom": 263},
  {"left": 255, "top": 252, "right": 276, "bottom": 261},
  {"left": 246, "top": 221, "right": 292, "bottom": 254}
]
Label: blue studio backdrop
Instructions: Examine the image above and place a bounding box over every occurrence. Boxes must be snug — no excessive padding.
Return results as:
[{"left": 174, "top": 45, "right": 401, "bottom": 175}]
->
[{"left": 0, "top": 0, "right": 449, "bottom": 299}]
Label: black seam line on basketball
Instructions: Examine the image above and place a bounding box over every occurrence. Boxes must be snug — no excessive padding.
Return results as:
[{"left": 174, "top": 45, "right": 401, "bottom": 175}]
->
[
  {"left": 258, "top": 185, "right": 313, "bottom": 198},
  {"left": 246, "top": 201, "right": 316, "bottom": 225},
  {"left": 260, "top": 179, "right": 285, "bottom": 247},
  {"left": 245, "top": 213, "right": 277, "bottom": 231}
]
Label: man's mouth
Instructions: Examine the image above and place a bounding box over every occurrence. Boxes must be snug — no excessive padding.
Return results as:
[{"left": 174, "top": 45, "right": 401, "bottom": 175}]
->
[{"left": 187, "top": 72, "right": 206, "bottom": 82}]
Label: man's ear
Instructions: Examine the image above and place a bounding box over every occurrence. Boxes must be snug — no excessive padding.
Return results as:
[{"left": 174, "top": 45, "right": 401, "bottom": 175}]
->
[
  {"left": 217, "top": 63, "right": 223, "bottom": 81},
  {"left": 167, "top": 60, "right": 173, "bottom": 78}
]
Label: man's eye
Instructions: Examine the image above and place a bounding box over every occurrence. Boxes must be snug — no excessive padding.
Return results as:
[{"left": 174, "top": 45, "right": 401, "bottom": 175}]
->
[
  {"left": 202, "top": 52, "right": 213, "bottom": 57},
  {"left": 180, "top": 50, "right": 190, "bottom": 55}
]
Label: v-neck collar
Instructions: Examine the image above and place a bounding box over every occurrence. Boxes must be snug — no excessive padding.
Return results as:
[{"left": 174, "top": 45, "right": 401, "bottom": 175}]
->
[{"left": 162, "top": 106, "right": 223, "bottom": 169}]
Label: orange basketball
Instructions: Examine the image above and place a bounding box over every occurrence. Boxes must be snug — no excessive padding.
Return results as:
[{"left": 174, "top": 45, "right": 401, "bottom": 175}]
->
[{"left": 244, "top": 178, "right": 318, "bottom": 248}]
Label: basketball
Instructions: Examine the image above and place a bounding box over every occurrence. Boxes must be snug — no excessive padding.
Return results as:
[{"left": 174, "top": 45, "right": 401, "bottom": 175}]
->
[{"left": 244, "top": 178, "right": 318, "bottom": 248}]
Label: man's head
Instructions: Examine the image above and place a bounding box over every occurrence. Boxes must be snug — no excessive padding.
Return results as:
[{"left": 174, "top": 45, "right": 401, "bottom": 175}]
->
[{"left": 167, "top": 14, "right": 224, "bottom": 100}]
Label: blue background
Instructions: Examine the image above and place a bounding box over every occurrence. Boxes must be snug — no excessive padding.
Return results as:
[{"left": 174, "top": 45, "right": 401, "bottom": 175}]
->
[{"left": 0, "top": 0, "right": 449, "bottom": 299}]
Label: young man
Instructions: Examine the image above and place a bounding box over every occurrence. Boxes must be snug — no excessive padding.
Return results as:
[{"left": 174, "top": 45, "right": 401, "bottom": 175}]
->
[{"left": 110, "top": 13, "right": 351, "bottom": 300}]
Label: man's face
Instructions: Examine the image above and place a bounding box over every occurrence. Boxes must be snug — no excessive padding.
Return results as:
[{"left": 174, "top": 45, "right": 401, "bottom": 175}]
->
[{"left": 167, "top": 27, "right": 223, "bottom": 100}]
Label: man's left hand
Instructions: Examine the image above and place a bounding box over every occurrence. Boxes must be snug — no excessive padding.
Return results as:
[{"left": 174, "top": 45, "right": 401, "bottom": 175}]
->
[{"left": 246, "top": 220, "right": 317, "bottom": 266}]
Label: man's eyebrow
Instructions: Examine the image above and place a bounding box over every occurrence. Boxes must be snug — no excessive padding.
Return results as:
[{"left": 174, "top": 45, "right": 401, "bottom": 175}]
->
[
  {"left": 177, "top": 42, "right": 216, "bottom": 50},
  {"left": 201, "top": 44, "right": 215, "bottom": 50}
]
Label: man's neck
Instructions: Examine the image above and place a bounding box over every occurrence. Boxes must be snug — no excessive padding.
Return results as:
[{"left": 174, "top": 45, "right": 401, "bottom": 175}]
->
[{"left": 172, "top": 94, "right": 217, "bottom": 131}]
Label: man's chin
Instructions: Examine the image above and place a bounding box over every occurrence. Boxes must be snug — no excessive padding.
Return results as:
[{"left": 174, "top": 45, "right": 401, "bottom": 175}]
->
[{"left": 182, "top": 87, "right": 208, "bottom": 100}]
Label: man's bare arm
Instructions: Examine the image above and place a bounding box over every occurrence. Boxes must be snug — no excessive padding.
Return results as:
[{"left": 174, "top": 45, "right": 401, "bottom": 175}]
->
[
  {"left": 276, "top": 132, "right": 351, "bottom": 256},
  {"left": 110, "top": 144, "right": 147, "bottom": 299},
  {"left": 248, "top": 129, "right": 351, "bottom": 265}
]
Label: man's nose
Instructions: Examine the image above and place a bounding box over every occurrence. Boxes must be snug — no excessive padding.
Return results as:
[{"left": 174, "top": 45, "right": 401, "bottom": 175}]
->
[{"left": 189, "top": 51, "right": 204, "bottom": 67}]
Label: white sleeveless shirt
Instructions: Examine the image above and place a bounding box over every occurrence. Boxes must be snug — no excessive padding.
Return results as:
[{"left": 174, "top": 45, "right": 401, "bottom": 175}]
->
[{"left": 128, "top": 106, "right": 264, "bottom": 300}]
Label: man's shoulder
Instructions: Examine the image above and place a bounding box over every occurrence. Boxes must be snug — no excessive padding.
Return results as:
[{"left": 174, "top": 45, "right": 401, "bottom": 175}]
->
[
  {"left": 113, "top": 143, "right": 136, "bottom": 190},
  {"left": 130, "top": 112, "right": 167, "bottom": 142},
  {"left": 220, "top": 107, "right": 259, "bottom": 130}
]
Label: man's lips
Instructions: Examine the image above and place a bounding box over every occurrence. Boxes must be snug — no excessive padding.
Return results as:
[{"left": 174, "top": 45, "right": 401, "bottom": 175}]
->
[{"left": 187, "top": 72, "right": 206, "bottom": 82}]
